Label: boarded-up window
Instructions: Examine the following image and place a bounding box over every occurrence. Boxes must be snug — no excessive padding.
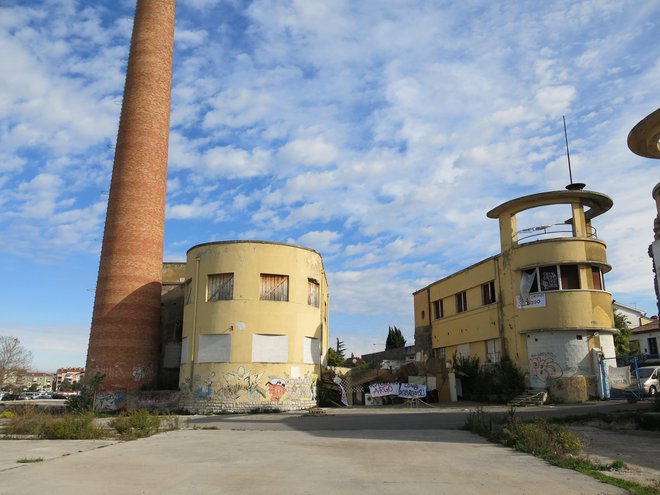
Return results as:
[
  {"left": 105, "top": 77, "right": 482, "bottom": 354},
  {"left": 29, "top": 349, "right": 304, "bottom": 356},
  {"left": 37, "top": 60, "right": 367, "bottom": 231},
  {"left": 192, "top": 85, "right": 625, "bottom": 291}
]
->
[
  {"left": 308, "top": 279, "right": 320, "bottom": 307},
  {"left": 180, "top": 337, "right": 189, "bottom": 364},
  {"left": 486, "top": 338, "right": 501, "bottom": 363},
  {"left": 260, "top": 274, "right": 289, "bottom": 301},
  {"left": 252, "top": 334, "right": 288, "bottom": 363},
  {"left": 304, "top": 337, "right": 320, "bottom": 364},
  {"left": 208, "top": 273, "right": 234, "bottom": 301},
  {"left": 591, "top": 266, "right": 604, "bottom": 290},
  {"left": 185, "top": 280, "right": 193, "bottom": 305},
  {"left": 197, "top": 334, "right": 231, "bottom": 363},
  {"left": 559, "top": 265, "right": 580, "bottom": 289}
]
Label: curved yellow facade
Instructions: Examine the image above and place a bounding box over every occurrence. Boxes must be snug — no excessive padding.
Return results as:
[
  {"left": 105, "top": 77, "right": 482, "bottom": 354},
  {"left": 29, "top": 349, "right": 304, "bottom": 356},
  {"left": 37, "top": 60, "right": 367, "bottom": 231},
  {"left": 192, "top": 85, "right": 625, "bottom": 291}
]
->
[{"left": 178, "top": 241, "right": 329, "bottom": 412}]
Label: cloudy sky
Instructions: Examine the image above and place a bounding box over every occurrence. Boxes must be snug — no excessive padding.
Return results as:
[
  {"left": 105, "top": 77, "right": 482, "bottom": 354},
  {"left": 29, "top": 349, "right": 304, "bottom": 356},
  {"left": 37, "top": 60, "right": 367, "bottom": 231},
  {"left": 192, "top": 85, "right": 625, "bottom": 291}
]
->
[{"left": 1, "top": 0, "right": 659, "bottom": 372}]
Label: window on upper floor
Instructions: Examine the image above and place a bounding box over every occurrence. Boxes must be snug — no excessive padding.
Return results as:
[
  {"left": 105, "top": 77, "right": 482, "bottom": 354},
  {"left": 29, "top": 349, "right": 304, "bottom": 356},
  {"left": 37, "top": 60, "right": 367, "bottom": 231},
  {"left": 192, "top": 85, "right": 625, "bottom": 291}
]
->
[
  {"left": 308, "top": 279, "right": 320, "bottom": 307},
  {"left": 260, "top": 274, "right": 289, "bottom": 301},
  {"left": 591, "top": 266, "right": 604, "bottom": 290},
  {"left": 432, "top": 299, "right": 444, "bottom": 319},
  {"left": 207, "top": 273, "right": 234, "bottom": 301},
  {"left": 184, "top": 279, "right": 193, "bottom": 305},
  {"left": 482, "top": 281, "right": 496, "bottom": 305},
  {"left": 456, "top": 291, "right": 467, "bottom": 313},
  {"left": 524, "top": 264, "right": 581, "bottom": 293}
]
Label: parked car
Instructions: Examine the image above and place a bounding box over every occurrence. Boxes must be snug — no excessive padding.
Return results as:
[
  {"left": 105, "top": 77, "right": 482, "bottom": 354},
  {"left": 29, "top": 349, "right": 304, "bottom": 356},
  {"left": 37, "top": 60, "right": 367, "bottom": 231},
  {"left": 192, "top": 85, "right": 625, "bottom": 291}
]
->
[
  {"left": 631, "top": 365, "right": 660, "bottom": 397},
  {"left": 1, "top": 393, "right": 19, "bottom": 401}
]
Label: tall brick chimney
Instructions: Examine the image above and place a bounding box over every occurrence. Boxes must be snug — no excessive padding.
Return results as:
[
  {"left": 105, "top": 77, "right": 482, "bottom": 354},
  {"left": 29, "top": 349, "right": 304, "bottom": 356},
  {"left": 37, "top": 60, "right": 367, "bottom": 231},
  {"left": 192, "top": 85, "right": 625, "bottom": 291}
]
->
[{"left": 86, "top": 0, "right": 176, "bottom": 391}]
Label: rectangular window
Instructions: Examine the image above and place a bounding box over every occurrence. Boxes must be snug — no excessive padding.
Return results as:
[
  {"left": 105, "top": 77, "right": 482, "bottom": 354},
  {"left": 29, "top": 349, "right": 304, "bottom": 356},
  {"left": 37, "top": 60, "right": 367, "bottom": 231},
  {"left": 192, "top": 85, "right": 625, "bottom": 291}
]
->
[
  {"left": 260, "top": 274, "right": 289, "bottom": 301},
  {"left": 432, "top": 299, "right": 444, "bottom": 319},
  {"left": 482, "top": 281, "right": 496, "bottom": 305},
  {"left": 308, "top": 279, "right": 320, "bottom": 307},
  {"left": 207, "top": 273, "right": 234, "bottom": 301},
  {"left": 197, "top": 334, "right": 231, "bottom": 363},
  {"left": 456, "top": 291, "right": 467, "bottom": 313},
  {"left": 559, "top": 265, "right": 580, "bottom": 289},
  {"left": 252, "top": 334, "right": 289, "bottom": 363},
  {"left": 539, "top": 266, "right": 559, "bottom": 291},
  {"left": 649, "top": 337, "right": 658, "bottom": 356},
  {"left": 303, "top": 337, "right": 320, "bottom": 364},
  {"left": 434, "top": 347, "right": 446, "bottom": 361},
  {"left": 591, "top": 266, "right": 604, "bottom": 290},
  {"left": 486, "top": 338, "right": 501, "bottom": 363},
  {"left": 185, "top": 280, "right": 193, "bottom": 305}
]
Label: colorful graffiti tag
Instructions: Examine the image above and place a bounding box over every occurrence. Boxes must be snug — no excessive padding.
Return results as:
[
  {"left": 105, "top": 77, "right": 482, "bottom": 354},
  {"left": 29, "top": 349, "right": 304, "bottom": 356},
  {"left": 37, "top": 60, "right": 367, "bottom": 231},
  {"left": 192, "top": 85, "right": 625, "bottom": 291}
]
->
[
  {"left": 529, "top": 352, "right": 563, "bottom": 386},
  {"left": 95, "top": 391, "right": 127, "bottom": 412},
  {"left": 266, "top": 377, "right": 286, "bottom": 402}
]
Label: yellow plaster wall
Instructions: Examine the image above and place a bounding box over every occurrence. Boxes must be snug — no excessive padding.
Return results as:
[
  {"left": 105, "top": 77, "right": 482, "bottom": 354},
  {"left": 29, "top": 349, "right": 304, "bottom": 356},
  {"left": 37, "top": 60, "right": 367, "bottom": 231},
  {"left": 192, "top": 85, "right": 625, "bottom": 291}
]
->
[{"left": 178, "top": 241, "right": 328, "bottom": 409}]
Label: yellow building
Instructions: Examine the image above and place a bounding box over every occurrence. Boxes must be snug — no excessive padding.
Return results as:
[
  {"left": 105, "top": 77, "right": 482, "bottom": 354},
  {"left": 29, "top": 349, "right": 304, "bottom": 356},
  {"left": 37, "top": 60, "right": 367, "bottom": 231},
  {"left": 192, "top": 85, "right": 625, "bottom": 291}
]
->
[
  {"left": 414, "top": 188, "right": 616, "bottom": 395},
  {"left": 178, "top": 241, "right": 329, "bottom": 412}
]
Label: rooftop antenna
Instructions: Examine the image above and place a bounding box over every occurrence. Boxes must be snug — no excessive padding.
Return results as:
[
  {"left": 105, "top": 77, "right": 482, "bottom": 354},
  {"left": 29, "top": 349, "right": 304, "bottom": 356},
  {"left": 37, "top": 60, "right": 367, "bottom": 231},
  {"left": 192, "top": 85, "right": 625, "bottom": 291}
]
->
[{"left": 563, "top": 115, "right": 585, "bottom": 190}]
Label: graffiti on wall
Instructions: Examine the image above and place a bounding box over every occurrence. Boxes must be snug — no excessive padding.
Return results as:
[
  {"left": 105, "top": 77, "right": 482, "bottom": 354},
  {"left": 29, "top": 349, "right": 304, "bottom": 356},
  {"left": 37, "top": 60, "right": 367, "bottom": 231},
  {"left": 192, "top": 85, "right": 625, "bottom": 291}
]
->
[
  {"left": 266, "top": 378, "right": 286, "bottom": 402},
  {"left": 283, "top": 372, "right": 317, "bottom": 402},
  {"left": 221, "top": 366, "right": 267, "bottom": 400},
  {"left": 181, "top": 366, "right": 318, "bottom": 404},
  {"left": 96, "top": 391, "right": 127, "bottom": 411},
  {"left": 196, "top": 371, "right": 216, "bottom": 398},
  {"left": 529, "top": 352, "right": 563, "bottom": 386}
]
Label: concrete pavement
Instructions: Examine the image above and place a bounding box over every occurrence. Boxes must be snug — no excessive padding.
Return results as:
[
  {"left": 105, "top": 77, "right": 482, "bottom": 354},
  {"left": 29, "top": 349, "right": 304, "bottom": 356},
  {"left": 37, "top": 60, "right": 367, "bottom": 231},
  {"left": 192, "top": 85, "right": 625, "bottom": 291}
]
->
[{"left": 1, "top": 402, "right": 646, "bottom": 495}]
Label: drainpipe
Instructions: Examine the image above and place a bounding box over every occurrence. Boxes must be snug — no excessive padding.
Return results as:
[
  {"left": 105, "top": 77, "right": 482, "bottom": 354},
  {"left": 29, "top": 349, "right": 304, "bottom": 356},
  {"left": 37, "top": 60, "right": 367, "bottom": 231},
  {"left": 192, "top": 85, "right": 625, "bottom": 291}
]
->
[{"left": 189, "top": 256, "right": 201, "bottom": 391}]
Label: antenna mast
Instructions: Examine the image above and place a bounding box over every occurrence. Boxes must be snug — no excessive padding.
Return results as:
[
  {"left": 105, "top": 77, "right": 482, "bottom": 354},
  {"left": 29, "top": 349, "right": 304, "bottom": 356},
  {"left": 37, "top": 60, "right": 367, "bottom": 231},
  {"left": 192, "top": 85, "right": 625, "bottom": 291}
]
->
[
  {"left": 563, "top": 116, "right": 585, "bottom": 191},
  {"left": 563, "top": 115, "right": 573, "bottom": 184}
]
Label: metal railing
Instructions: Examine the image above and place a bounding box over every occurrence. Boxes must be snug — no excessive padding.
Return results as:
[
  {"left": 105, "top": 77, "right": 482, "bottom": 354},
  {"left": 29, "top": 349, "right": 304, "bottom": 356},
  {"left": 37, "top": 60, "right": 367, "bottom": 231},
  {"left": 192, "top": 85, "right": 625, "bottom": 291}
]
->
[{"left": 514, "top": 223, "right": 597, "bottom": 243}]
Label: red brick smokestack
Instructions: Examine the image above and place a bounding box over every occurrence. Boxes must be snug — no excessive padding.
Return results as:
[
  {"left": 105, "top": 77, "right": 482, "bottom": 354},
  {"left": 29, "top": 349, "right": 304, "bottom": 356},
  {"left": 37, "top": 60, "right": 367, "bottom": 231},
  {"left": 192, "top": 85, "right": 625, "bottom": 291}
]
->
[{"left": 86, "top": 0, "right": 176, "bottom": 391}]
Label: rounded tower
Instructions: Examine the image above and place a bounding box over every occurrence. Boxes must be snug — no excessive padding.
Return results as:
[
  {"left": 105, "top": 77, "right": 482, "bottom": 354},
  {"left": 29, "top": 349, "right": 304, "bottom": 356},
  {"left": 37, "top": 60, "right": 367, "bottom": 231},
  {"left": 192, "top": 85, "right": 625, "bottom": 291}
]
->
[{"left": 179, "top": 241, "right": 329, "bottom": 413}]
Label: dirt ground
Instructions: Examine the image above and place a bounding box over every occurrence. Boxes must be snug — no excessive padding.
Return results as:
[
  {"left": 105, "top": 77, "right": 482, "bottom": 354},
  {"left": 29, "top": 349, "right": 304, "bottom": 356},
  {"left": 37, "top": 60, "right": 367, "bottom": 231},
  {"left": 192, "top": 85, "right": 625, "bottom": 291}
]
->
[{"left": 568, "top": 424, "right": 660, "bottom": 489}]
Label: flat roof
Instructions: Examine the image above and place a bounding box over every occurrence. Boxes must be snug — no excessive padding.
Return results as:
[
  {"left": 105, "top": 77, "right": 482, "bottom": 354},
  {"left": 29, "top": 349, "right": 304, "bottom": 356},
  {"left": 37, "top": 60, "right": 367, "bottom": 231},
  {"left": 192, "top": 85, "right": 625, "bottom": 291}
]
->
[
  {"left": 628, "top": 108, "right": 660, "bottom": 159},
  {"left": 487, "top": 190, "right": 612, "bottom": 221}
]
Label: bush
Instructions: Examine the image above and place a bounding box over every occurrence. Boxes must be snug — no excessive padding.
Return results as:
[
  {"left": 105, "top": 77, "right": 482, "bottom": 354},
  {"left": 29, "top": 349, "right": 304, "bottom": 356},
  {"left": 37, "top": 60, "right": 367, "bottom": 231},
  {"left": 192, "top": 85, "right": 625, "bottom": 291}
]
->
[
  {"left": 43, "top": 414, "right": 107, "bottom": 440},
  {"left": 464, "top": 408, "right": 582, "bottom": 461},
  {"left": 5, "top": 410, "right": 106, "bottom": 439},
  {"left": 110, "top": 410, "right": 161, "bottom": 440},
  {"left": 453, "top": 354, "right": 525, "bottom": 401}
]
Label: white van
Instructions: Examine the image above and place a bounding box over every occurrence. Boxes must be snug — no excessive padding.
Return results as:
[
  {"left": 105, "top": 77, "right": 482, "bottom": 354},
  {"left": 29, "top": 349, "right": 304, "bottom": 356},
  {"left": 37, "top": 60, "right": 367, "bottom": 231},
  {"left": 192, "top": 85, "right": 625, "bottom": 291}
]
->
[{"left": 632, "top": 366, "right": 660, "bottom": 397}]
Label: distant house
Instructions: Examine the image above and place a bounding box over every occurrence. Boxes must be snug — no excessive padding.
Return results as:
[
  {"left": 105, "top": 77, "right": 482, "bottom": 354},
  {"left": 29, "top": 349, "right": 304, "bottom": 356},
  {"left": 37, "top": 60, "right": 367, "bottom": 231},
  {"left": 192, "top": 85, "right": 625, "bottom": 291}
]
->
[
  {"left": 613, "top": 301, "right": 653, "bottom": 329},
  {"left": 630, "top": 320, "right": 660, "bottom": 359},
  {"left": 55, "top": 367, "right": 85, "bottom": 390}
]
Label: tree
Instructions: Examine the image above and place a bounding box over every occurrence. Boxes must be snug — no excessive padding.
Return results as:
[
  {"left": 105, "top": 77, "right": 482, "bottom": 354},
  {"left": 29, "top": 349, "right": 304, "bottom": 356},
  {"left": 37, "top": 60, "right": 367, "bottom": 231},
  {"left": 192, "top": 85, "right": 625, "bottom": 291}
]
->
[
  {"left": 385, "top": 326, "right": 406, "bottom": 350},
  {"left": 326, "top": 348, "right": 345, "bottom": 367},
  {"left": 613, "top": 312, "right": 633, "bottom": 355},
  {"left": 59, "top": 378, "right": 73, "bottom": 392},
  {"left": 335, "top": 338, "right": 346, "bottom": 358},
  {"left": 0, "top": 336, "right": 33, "bottom": 388}
]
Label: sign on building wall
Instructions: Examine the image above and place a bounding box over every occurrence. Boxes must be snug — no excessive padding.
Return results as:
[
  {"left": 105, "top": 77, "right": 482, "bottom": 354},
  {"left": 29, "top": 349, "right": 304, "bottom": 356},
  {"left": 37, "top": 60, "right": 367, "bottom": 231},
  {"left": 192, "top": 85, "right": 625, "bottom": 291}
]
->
[{"left": 516, "top": 293, "right": 546, "bottom": 309}]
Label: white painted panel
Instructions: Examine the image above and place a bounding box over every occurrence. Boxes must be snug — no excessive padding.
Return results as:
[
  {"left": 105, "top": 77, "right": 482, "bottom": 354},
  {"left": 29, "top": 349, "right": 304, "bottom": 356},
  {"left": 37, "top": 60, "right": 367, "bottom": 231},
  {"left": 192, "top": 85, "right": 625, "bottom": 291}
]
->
[
  {"left": 303, "top": 337, "right": 320, "bottom": 364},
  {"left": 198, "top": 334, "right": 231, "bottom": 363},
  {"left": 180, "top": 337, "right": 189, "bottom": 364},
  {"left": 163, "top": 343, "right": 181, "bottom": 368},
  {"left": 252, "top": 334, "right": 288, "bottom": 363}
]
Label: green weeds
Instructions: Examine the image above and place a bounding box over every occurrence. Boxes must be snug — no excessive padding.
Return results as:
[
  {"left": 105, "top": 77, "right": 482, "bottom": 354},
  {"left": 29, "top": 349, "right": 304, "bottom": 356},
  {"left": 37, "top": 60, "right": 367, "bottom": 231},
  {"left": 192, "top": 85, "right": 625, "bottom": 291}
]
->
[
  {"left": 5, "top": 411, "right": 107, "bottom": 440},
  {"left": 464, "top": 407, "right": 660, "bottom": 494}
]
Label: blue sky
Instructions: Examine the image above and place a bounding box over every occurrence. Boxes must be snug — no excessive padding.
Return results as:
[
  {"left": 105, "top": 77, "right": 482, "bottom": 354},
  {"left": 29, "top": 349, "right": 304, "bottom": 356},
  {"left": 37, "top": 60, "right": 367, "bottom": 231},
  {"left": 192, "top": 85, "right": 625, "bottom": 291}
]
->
[{"left": 1, "top": 0, "right": 659, "bottom": 372}]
